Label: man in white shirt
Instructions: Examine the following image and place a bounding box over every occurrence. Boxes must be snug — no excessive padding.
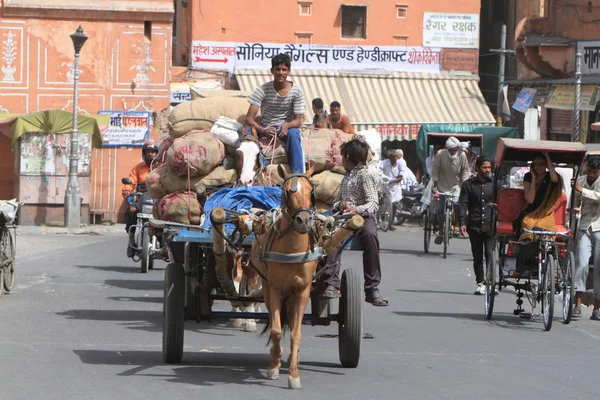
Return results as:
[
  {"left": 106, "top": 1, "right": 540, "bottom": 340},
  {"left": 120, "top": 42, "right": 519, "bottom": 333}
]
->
[
  {"left": 380, "top": 149, "right": 406, "bottom": 230},
  {"left": 572, "top": 155, "right": 600, "bottom": 320}
]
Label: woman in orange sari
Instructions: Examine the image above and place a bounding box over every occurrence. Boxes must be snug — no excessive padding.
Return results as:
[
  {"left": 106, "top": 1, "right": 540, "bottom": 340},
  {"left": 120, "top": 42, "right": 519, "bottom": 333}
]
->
[{"left": 513, "top": 152, "right": 562, "bottom": 240}]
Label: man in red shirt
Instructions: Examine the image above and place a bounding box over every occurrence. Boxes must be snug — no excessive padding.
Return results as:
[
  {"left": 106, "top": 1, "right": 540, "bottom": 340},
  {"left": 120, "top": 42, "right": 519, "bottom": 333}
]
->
[{"left": 328, "top": 101, "right": 355, "bottom": 134}]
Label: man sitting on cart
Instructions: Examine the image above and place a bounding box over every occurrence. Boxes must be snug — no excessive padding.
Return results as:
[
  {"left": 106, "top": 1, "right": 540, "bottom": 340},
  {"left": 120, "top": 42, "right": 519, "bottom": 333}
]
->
[
  {"left": 431, "top": 137, "right": 470, "bottom": 244},
  {"left": 241, "top": 53, "right": 306, "bottom": 173},
  {"left": 572, "top": 155, "right": 600, "bottom": 320},
  {"left": 512, "top": 152, "right": 562, "bottom": 240}
]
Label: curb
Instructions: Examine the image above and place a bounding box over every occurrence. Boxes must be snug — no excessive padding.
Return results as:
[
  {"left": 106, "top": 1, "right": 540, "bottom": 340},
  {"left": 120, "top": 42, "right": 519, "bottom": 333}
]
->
[{"left": 16, "top": 224, "right": 127, "bottom": 236}]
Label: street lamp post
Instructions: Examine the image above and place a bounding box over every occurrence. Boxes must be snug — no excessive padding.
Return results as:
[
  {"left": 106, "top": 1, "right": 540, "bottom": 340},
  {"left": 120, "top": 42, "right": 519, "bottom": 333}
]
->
[{"left": 64, "top": 26, "right": 88, "bottom": 228}]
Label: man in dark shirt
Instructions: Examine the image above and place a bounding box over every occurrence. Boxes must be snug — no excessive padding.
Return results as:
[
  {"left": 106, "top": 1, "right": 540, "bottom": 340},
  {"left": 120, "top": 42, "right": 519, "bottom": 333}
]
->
[{"left": 458, "top": 156, "right": 497, "bottom": 295}]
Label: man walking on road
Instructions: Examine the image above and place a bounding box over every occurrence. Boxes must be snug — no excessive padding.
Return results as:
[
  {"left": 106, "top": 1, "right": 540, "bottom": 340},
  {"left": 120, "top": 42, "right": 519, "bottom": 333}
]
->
[
  {"left": 572, "top": 155, "right": 600, "bottom": 319},
  {"left": 458, "top": 156, "right": 497, "bottom": 295}
]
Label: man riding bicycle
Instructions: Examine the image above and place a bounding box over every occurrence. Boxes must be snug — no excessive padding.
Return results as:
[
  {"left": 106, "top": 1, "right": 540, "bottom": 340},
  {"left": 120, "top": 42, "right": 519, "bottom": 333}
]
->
[
  {"left": 380, "top": 149, "right": 406, "bottom": 230},
  {"left": 122, "top": 139, "right": 159, "bottom": 257},
  {"left": 432, "top": 137, "right": 470, "bottom": 244}
]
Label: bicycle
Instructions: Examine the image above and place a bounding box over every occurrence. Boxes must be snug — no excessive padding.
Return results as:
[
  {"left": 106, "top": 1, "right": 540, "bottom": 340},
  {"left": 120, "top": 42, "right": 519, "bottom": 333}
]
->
[
  {"left": 424, "top": 192, "right": 456, "bottom": 258},
  {"left": 377, "top": 177, "right": 393, "bottom": 232}
]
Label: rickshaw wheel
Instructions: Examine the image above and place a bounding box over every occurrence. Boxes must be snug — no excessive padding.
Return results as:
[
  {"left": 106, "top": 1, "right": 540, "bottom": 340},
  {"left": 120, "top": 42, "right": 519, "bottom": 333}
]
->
[
  {"left": 338, "top": 268, "right": 363, "bottom": 368},
  {"left": 423, "top": 213, "right": 431, "bottom": 253},
  {"left": 562, "top": 251, "right": 575, "bottom": 325},
  {"left": 0, "top": 268, "right": 3, "bottom": 297},
  {"left": 485, "top": 249, "right": 497, "bottom": 320},
  {"left": 443, "top": 207, "right": 451, "bottom": 259},
  {"left": 163, "top": 263, "right": 186, "bottom": 363},
  {"left": 140, "top": 227, "right": 150, "bottom": 274},
  {"left": 2, "top": 226, "right": 15, "bottom": 292},
  {"left": 379, "top": 193, "right": 392, "bottom": 232},
  {"left": 542, "top": 256, "right": 556, "bottom": 331},
  {"left": 497, "top": 240, "right": 505, "bottom": 291}
]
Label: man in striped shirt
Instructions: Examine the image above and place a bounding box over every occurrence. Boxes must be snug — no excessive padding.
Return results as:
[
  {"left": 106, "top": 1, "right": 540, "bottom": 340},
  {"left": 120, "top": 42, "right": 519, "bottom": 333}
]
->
[{"left": 243, "top": 54, "right": 306, "bottom": 173}]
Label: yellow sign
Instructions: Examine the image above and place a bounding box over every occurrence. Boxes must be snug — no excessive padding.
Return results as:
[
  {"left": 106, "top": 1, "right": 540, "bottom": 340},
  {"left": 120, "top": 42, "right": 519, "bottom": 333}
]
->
[{"left": 545, "top": 85, "right": 599, "bottom": 111}]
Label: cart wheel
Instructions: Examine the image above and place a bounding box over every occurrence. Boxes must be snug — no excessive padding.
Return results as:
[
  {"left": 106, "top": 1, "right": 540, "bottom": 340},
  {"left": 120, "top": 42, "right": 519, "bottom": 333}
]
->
[
  {"left": 443, "top": 208, "right": 450, "bottom": 259},
  {"left": 163, "top": 263, "right": 185, "bottom": 363},
  {"left": 140, "top": 227, "right": 150, "bottom": 274},
  {"left": 423, "top": 213, "right": 431, "bottom": 254},
  {"left": 338, "top": 268, "right": 363, "bottom": 368},
  {"left": 497, "top": 241, "right": 505, "bottom": 291},
  {"left": 542, "top": 256, "right": 556, "bottom": 331},
  {"left": 0, "top": 268, "right": 3, "bottom": 297},
  {"left": 485, "top": 249, "right": 497, "bottom": 320},
  {"left": 562, "top": 251, "right": 575, "bottom": 324},
  {"left": 379, "top": 194, "right": 392, "bottom": 232},
  {"left": 149, "top": 236, "right": 157, "bottom": 270},
  {"left": 1, "top": 226, "right": 15, "bottom": 293}
]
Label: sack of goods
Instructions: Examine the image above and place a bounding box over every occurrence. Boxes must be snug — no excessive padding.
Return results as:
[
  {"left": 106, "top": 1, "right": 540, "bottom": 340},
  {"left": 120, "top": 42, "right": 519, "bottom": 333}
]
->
[
  {"left": 259, "top": 128, "right": 354, "bottom": 173},
  {"left": 310, "top": 170, "right": 345, "bottom": 205},
  {"left": 166, "top": 130, "right": 226, "bottom": 177},
  {"left": 168, "top": 97, "right": 256, "bottom": 138},
  {"left": 153, "top": 191, "right": 202, "bottom": 225}
]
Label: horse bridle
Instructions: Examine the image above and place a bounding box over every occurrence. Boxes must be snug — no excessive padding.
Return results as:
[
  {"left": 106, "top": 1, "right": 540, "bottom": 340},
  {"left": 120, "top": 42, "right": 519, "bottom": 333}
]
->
[{"left": 280, "top": 173, "right": 317, "bottom": 231}]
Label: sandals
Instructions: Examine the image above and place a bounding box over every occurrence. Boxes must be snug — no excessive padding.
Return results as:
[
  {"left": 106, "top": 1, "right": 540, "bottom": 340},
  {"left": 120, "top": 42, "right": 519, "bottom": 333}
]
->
[
  {"left": 320, "top": 285, "right": 340, "bottom": 299},
  {"left": 572, "top": 306, "right": 582, "bottom": 318},
  {"left": 365, "top": 288, "right": 389, "bottom": 307}
]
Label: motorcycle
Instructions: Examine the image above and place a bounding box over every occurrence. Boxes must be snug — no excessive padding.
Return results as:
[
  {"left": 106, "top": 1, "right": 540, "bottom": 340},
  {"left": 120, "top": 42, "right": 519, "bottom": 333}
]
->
[
  {"left": 396, "top": 182, "right": 426, "bottom": 226},
  {"left": 122, "top": 177, "right": 161, "bottom": 273}
]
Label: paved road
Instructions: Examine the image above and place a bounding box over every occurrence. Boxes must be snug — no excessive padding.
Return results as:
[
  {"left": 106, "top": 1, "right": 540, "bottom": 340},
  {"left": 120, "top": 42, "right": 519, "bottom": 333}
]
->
[{"left": 2, "top": 228, "right": 600, "bottom": 400}]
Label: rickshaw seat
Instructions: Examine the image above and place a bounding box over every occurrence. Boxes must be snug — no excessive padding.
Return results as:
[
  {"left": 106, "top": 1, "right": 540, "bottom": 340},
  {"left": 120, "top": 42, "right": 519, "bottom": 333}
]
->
[
  {"left": 495, "top": 189, "right": 569, "bottom": 236},
  {"left": 496, "top": 189, "right": 526, "bottom": 235}
]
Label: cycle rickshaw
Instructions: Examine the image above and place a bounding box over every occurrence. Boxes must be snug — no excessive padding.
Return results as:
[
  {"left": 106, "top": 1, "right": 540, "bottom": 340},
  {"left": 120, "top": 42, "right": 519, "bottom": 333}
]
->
[
  {"left": 0, "top": 199, "right": 18, "bottom": 296},
  {"left": 423, "top": 133, "right": 483, "bottom": 258},
  {"left": 487, "top": 138, "right": 586, "bottom": 331}
]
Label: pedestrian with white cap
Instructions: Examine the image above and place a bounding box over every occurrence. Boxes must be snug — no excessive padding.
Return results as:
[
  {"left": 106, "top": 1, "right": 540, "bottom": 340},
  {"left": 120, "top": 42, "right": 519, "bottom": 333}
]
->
[{"left": 432, "top": 136, "right": 470, "bottom": 245}]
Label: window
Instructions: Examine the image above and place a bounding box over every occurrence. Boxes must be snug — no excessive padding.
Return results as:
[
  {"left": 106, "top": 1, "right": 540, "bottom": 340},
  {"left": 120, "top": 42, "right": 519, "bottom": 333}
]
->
[
  {"left": 341, "top": 5, "right": 367, "bottom": 39},
  {"left": 393, "top": 35, "right": 408, "bottom": 46},
  {"left": 295, "top": 33, "right": 313, "bottom": 44},
  {"left": 144, "top": 21, "right": 152, "bottom": 41},
  {"left": 396, "top": 5, "right": 407, "bottom": 19},
  {"left": 299, "top": 2, "right": 312, "bottom": 16}
]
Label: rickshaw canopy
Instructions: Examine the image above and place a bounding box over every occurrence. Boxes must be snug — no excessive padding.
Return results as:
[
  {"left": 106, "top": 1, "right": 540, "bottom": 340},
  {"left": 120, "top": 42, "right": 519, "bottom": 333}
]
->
[
  {"left": 425, "top": 133, "right": 483, "bottom": 152},
  {"left": 416, "top": 124, "right": 520, "bottom": 165},
  {"left": 495, "top": 138, "right": 587, "bottom": 167},
  {"left": 584, "top": 143, "right": 600, "bottom": 156}
]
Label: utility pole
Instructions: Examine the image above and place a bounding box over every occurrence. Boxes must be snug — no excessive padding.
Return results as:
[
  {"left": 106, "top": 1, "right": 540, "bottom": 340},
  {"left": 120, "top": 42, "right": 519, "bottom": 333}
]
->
[
  {"left": 490, "top": 25, "right": 515, "bottom": 126},
  {"left": 573, "top": 50, "right": 582, "bottom": 142}
]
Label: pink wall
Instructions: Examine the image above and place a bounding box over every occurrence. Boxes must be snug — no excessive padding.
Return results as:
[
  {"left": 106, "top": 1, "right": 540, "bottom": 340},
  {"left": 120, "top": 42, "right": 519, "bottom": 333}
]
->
[{"left": 174, "top": 0, "right": 481, "bottom": 63}]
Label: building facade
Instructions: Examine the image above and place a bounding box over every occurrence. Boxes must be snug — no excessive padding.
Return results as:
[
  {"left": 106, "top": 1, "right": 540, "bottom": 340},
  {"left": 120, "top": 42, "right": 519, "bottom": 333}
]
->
[
  {"left": 480, "top": 0, "right": 600, "bottom": 142},
  {"left": 172, "top": 0, "right": 494, "bottom": 148},
  {"left": 0, "top": 0, "right": 173, "bottom": 224}
]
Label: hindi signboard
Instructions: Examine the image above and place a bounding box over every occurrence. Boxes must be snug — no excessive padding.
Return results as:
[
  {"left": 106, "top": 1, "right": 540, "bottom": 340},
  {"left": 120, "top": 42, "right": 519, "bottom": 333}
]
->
[
  {"left": 191, "top": 41, "right": 441, "bottom": 73},
  {"left": 98, "top": 111, "right": 150, "bottom": 147},
  {"left": 170, "top": 84, "right": 192, "bottom": 104},
  {"left": 577, "top": 40, "right": 600, "bottom": 74},
  {"left": 512, "top": 88, "right": 537, "bottom": 113},
  {"left": 545, "top": 85, "right": 600, "bottom": 111},
  {"left": 423, "top": 13, "right": 480, "bottom": 49}
]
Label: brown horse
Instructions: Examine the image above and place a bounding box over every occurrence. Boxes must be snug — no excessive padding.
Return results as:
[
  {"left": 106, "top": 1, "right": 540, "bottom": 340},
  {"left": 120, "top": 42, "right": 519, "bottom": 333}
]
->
[{"left": 250, "top": 164, "right": 319, "bottom": 390}]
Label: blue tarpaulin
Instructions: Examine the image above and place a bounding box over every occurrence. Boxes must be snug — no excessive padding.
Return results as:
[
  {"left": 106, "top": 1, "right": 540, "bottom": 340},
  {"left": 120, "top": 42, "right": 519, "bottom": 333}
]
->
[{"left": 203, "top": 186, "right": 282, "bottom": 230}]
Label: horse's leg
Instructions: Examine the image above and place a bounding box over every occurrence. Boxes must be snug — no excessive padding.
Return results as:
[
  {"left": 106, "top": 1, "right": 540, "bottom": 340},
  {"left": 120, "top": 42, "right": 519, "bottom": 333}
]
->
[
  {"left": 229, "top": 258, "right": 244, "bottom": 329},
  {"left": 287, "top": 286, "right": 310, "bottom": 389},
  {"left": 267, "top": 289, "right": 283, "bottom": 380}
]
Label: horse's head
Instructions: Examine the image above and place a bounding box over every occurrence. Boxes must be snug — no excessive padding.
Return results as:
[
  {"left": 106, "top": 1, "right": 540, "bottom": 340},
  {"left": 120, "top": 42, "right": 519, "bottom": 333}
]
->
[
  {"left": 236, "top": 136, "right": 262, "bottom": 186},
  {"left": 279, "top": 164, "right": 316, "bottom": 234}
]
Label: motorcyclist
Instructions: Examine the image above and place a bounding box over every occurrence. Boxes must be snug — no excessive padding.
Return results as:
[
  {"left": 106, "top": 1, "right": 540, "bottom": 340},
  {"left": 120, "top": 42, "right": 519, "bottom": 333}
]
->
[{"left": 122, "top": 139, "right": 159, "bottom": 257}]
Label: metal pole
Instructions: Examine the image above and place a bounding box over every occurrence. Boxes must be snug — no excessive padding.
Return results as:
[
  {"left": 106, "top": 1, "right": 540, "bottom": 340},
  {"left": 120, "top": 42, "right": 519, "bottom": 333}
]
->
[
  {"left": 573, "top": 50, "right": 582, "bottom": 142},
  {"left": 497, "top": 24, "right": 507, "bottom": 125},
  {"left": 64, "top": 48, "right": 81, "bottom": 228}
]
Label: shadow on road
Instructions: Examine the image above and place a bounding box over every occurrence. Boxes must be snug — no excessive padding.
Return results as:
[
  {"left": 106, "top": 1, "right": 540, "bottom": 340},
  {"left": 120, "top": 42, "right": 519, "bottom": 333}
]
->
[
  {"left": 104, "top": 279, "right": 164, "bottom": 291},
  {"left": 107, "top": 296, "right": 163, "bottom": 304},
  {"left": 379, "top": 248, "right": 448, "bottom": 258},
  {"left": 395, "top": 288, "right": 474, "bottom": 297},
  {"left": 72, "top": 350, "right": 345, "bottom": 387},
  {"left": 392, "top": 310, "right": 546, "bottom": 332},
  {"left": 76, "top": 265, "right": 141, "bottom": 274}
]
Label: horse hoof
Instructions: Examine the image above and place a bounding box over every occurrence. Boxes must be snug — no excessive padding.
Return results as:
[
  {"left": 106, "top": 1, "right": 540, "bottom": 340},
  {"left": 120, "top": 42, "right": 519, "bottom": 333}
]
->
[
  {"left": 229, "top": 319, "right": 244, "bottom": 328},
  {"left": 244, "top": 320, "right": 257, "bottom": 332},
  {"left": 267, "top": 368, "right": 279, "bottom": 380},
  {"left": 288, "top": 376, "right": 302, "bottom": 389}
]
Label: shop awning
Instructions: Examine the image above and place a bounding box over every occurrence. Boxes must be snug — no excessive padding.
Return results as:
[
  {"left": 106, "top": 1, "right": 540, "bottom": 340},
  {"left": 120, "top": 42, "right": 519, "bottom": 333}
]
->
[
  {"left": 0, "top": 110, "right": 109, "bottom": 148},
  {"left": 235, "top": 69, "right": 495, "bottom": 140}
]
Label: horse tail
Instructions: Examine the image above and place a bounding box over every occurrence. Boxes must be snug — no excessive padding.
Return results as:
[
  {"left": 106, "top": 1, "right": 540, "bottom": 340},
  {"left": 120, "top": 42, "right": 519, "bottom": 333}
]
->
[{"left": 261, "top": 298, "right": 289, "bottom": 344}]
